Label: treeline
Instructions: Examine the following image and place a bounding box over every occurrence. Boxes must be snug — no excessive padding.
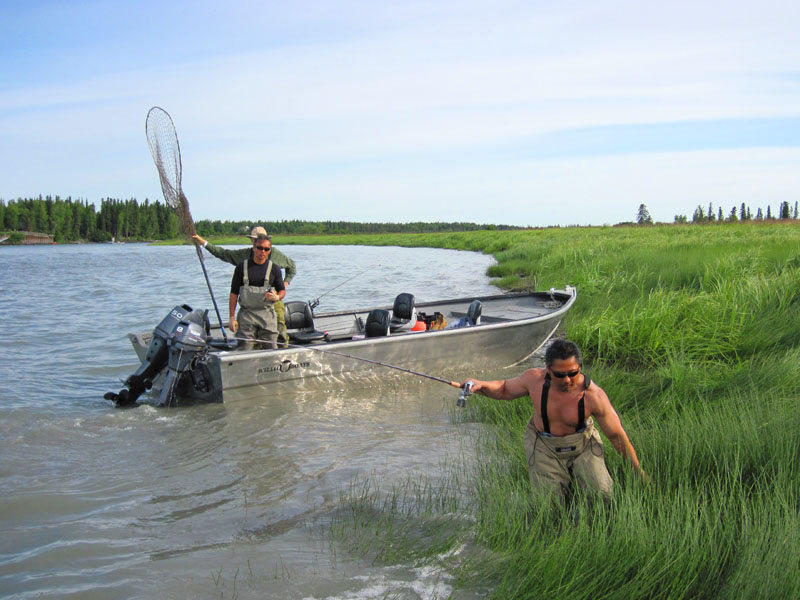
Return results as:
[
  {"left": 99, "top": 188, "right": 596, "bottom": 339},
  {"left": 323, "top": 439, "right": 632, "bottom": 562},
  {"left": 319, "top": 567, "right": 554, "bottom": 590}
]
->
[
  {"left": 0, "top": 195, "right": 523, "bottom": 242},
  {"left": 679, "top": 200, "right": 798, "bottom": 224},
  {"left": 193, "top": 218, "right": 522, "bottom": 236},
  {"left": 0, "top": 195, "right": 180, "bottom": 242},
  {"left": 629, "top": 201, "right": 799, "bottom": 226},
  {"left": 4, "top": 195, "right": 797, "bottom": 243}
]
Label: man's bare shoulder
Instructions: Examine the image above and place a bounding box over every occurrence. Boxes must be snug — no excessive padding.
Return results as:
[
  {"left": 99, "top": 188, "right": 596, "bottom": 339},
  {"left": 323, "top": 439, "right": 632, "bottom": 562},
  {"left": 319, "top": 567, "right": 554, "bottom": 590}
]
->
[
  {"left": 495, "top": 367, "right": 546, "bottom": 399},
  {"left": 517, "top": 367, "right": 547, "bottom": 388},
  {"left": 584, "top": 377, "right": 612, "bottom": 410}
]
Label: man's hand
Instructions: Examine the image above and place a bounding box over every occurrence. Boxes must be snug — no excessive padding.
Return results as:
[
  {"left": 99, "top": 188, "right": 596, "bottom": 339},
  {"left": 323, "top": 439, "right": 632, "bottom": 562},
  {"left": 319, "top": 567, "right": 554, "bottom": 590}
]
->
[
  {"left": 638, "top": 466, "right": 652, "bottom": 485},
  {"left": 192, "top": 234, "right": 206, "bottom": 246},
  {"left": 229, "top": 319, "right": 238, "bottom": 333}
]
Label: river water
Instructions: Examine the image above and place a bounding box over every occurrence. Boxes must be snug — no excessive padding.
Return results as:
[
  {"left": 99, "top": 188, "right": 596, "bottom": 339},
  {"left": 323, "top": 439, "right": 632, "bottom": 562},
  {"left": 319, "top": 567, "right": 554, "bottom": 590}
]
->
[{"left": 0, "top": 243, "right": 500, "bottom": 599}]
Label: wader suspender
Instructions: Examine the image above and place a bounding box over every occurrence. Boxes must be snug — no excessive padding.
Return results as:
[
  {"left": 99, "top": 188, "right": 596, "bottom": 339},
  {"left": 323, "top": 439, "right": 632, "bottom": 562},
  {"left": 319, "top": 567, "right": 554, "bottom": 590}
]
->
[
  {"left": 540, "top": 372, "right": 592, "bottom": 434},
  {"left": 242, "top": 258, "right": 273, "bottom": 288}
]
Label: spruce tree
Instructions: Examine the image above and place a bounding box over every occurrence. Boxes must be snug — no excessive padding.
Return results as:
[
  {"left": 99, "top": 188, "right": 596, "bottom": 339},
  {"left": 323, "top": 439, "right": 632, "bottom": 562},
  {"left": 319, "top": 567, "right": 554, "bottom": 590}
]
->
[{"left": 636, "top": 204, "right": 653, "bottom": 225}]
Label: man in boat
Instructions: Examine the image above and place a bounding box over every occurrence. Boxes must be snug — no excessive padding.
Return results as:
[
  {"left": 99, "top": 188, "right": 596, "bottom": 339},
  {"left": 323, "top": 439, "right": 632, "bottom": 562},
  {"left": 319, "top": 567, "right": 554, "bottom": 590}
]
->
[
  {"left": 193, "top": 227, "right": 296, "bottom": 347},
  {"left": 228, "top": 236, "right": 286, "bottom": 350},
  {"left": 462, "top": 338, "right": 645, "bottom": 503}
]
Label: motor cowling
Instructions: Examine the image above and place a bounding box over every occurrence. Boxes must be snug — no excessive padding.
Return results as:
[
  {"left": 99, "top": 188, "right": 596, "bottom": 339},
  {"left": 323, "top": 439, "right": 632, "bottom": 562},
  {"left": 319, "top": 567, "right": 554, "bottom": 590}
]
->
[
  {"left": 105, "top": 304, "right": 208, "bottom": 407},
  {"left": 156, "top": 318, "right": 211, "bottom": 407}
]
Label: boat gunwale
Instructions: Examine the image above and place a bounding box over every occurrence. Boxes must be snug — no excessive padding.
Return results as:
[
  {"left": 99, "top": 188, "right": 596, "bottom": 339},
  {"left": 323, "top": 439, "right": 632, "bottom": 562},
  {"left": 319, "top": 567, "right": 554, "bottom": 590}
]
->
[
  {"left": 307, "top": 288, "right": 574, "bottom": 320},
  {"left": 211, "top": 287, "right": 577, "bottom": 362}
]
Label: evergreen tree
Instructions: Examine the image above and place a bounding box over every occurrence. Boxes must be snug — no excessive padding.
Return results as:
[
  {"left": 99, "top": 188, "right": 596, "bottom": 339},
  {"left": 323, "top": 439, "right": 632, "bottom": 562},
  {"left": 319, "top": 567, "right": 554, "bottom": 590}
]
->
[
  {"left": 779, "top": 201, "right": 790, "bottom": 219},
  {"left": 5, "top": 203, "right": 19, "bottom": 229},
  {"left": 636, "top": 204, "right": 653, "bottom": 224}
]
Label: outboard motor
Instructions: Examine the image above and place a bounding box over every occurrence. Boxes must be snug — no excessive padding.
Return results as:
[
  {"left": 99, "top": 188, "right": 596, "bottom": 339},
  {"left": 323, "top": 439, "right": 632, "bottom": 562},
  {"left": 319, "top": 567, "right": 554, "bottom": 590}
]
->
[
  {"left": 105, "top": 304, "right": 195, "bottom": 407},
  {"left": 106, "top": 305, "right": 221, "bottom": 407},
  {"left": 156, "top": 316, "right": 211, "bottom": 407}
]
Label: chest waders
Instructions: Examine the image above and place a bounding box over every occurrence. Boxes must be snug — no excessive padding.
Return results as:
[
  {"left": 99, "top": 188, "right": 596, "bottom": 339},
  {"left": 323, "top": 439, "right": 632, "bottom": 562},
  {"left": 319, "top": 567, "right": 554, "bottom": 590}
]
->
[
  {"left": 237, "top": 259, "right": 279, "bottom": 349},
  {"left": 523, "top": 372, "right": 613, "bottom": 503}
]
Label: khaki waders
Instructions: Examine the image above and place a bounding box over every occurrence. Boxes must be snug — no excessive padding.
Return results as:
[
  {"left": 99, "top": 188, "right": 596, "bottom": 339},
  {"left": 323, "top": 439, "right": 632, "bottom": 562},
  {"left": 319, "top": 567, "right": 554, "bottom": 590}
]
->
[
  {"left": 237, "top": 259, "right": 278, "bottom": 350},
  {"left": 523, "top": 416, "right": 613, "bottom": 503},
  {"left": 273, "top": 300, "right": 288, "bottom": 348}
]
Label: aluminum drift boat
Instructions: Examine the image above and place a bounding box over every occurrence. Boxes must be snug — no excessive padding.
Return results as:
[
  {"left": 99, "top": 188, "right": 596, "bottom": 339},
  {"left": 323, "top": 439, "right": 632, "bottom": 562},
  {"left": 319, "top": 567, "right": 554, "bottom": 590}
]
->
[{"left": 106, "top": 287, "right": 576, "bottom": 406}]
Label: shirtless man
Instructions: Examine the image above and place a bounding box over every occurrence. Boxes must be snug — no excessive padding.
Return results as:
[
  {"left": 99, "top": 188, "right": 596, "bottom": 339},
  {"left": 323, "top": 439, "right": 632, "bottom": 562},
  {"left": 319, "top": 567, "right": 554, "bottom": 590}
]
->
[{"left": 462, "top": 338, "right": 645, "bottom": 503}]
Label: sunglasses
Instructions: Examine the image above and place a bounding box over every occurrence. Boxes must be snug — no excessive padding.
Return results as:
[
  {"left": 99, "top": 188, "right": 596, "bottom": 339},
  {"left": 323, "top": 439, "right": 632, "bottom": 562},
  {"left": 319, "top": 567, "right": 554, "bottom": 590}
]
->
[
  {"left": 254, "top": 245, "right": 271, "bottom": 252},
  {"left": 550, "top": 368, "right": 580, "bottom": 379}
]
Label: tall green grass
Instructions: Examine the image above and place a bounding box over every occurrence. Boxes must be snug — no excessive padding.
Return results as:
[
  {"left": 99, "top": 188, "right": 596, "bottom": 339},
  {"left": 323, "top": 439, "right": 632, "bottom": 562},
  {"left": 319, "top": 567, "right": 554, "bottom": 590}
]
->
[{"left": 301, "top": 223, "right": 800, "bottom": 597}]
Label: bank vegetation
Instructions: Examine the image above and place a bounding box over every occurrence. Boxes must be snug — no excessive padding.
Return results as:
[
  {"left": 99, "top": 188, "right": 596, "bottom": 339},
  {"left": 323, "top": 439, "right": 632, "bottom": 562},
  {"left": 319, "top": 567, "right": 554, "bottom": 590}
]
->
[{"left": 318, "top": 222, "right": 800, "bottom": 599}]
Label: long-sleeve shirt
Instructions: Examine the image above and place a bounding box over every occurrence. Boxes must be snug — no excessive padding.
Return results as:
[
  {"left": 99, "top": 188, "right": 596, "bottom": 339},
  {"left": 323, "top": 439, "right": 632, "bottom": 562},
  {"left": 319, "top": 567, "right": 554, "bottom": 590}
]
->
[{"left": 203, "top": 242, "right": 297, "bottom": 284}]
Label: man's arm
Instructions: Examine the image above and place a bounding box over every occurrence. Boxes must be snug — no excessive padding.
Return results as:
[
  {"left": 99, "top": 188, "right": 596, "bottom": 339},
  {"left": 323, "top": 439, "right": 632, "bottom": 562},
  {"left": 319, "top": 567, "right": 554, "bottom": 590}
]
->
[
  {"left": 591, "top": 388, "right": 645, "bottom": 476},
  {"left": 461, "top": 370, "right": 535, "bottom": 400},
  {"left": 192, "top": 234, "right": 250, "bottom": 266},
  {"left": 266, "top": 264, "right": 286, "bottom": 302},
  {"left": 228, "top": 262, "right": 245, "bottom": 333},
  {"left": 229, "top": 293, "right": 238, "bottom": 333},
  {"left": 269, "top": 247, "right": 296, "bottom": 285}
]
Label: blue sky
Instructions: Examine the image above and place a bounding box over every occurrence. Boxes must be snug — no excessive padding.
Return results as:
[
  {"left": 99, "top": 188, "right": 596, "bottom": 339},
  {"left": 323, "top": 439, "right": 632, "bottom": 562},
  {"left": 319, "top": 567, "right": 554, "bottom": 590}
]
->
[{"left": 2, "top": 0, "right": 799, "bottom": 227}]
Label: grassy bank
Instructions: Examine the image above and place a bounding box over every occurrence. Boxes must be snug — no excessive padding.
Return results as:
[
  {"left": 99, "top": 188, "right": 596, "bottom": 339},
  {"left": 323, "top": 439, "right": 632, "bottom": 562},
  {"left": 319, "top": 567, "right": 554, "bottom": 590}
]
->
[{"left": 325, "top": 222, "right": 800, "bottom": 599}]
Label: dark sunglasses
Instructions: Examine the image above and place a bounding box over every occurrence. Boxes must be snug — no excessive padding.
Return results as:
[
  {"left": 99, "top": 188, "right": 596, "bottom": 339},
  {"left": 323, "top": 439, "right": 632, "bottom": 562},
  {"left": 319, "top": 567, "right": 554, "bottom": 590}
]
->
[
  {"left": 550, "top": 368, "right": 580, "bottom": 379},
  {"left": 254, "top": 245, "right": 271, "bottom": 252}
]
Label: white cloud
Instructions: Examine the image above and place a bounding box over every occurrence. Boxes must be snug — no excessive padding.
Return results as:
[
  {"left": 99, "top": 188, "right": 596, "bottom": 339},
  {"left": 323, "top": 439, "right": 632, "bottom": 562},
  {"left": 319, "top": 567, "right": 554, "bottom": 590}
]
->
[{"left": 1, "top": 0, "right": 799, "bottom": 224}]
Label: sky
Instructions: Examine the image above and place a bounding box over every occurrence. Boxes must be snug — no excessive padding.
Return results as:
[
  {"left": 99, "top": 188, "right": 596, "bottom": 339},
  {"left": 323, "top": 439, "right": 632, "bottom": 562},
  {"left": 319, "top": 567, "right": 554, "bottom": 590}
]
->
[{"left": 1, "top": 0, "right": 800, "bottom": 227}]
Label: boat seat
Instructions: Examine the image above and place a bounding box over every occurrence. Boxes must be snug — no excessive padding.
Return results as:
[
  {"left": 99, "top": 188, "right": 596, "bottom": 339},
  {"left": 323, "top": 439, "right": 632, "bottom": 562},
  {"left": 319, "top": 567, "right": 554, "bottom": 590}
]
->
[
  {"left": 389, "top": 292, "right": 417, "bottom": 332},
  {"left": 467, "top": 299, "right": 482, "bottom": 325},
  {"left": 208, "top": 337, "right": 238, "bottom": 350},
  {"left": 283, "top": 301, "right": 326, "bottom": 343},
  {"left": 365, "top": 309, "right": 391, "bottom": 337},
  {"left": 444, "top": 299, "right": 484, "bottom": 330}
]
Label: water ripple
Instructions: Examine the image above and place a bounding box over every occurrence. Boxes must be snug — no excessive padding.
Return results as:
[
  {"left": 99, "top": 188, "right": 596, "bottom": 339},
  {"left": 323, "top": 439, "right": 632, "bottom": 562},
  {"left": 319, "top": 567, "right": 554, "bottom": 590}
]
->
[{"left": 0, "top": 243, "right": 497, "bottom": 598}]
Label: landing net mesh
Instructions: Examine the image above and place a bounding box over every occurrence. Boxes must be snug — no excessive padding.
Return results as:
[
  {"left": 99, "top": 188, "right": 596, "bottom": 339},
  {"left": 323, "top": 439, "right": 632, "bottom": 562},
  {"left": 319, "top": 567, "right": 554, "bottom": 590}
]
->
[{"left": 145, "top": 107, "right": 196, "bottom": 238}]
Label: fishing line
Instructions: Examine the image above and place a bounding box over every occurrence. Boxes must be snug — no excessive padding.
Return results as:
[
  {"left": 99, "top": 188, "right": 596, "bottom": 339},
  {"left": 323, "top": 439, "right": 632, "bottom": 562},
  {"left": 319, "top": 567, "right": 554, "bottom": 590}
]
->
[
  {"left": 226, "top": 334, "right": 470, "bottom": 393},
  {"left": 308, "top": 264, "right": 378, "bottom": 310}
]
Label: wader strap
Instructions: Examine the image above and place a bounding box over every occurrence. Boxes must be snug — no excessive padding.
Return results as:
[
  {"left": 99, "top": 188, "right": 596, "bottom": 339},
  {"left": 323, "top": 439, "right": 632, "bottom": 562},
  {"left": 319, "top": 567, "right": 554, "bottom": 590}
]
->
[
  {"left": 542, "top": 373, "right": 592, "bottom": 434},
  {"left": 577, "top": 375, "right": 591, "bottom": 430},
  {"left": 541, "top": 372, "right": 551, "bottom": 434},
  {"left": 265, "top": 259, "right": 273, "bottom": 288},
  {"left": 242, "top": 259, "right": 273, "bottom": 287}
]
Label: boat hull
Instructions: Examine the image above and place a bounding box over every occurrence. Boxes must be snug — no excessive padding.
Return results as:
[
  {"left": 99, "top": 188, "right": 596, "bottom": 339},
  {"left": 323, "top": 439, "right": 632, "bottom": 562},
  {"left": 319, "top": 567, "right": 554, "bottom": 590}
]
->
[{"left": 127, "top": 288, "right": 576, "bottom": 404}]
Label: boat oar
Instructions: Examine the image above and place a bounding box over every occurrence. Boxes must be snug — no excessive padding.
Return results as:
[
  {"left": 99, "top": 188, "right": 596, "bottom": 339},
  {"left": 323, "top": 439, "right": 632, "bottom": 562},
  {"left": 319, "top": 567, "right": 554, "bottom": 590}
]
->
[{"left": 228, "top": 335, "right": 474, "bottom": 404}]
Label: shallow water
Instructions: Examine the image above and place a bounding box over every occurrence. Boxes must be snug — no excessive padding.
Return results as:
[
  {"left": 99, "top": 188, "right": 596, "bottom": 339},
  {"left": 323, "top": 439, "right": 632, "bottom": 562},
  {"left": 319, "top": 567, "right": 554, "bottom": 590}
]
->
[{"left": 0, "top": 243, "right": 497, "bottom": 599}]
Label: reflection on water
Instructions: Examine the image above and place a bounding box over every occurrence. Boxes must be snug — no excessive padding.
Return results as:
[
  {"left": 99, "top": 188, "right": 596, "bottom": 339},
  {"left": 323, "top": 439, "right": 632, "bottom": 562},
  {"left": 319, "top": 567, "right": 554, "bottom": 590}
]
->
[{"left": 0, "top": 243, "right": 497, "bottom": 599}]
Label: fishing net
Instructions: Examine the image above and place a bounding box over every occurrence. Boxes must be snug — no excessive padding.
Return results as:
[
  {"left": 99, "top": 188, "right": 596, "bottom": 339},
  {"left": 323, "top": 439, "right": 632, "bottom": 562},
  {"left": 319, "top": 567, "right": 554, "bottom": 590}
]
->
[{"left": 145, "top": 106, "right": 196, "bottom": 238}]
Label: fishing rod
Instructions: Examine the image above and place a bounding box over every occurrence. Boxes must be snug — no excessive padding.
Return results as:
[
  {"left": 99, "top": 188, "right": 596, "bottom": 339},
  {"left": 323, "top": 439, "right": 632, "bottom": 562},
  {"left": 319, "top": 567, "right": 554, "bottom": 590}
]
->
[
  {"left": 228, "top": 334, "right": 475, "bottom": 405},
  {"left": 308, "top": 265, "right": 377, "bottom": 310}
]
